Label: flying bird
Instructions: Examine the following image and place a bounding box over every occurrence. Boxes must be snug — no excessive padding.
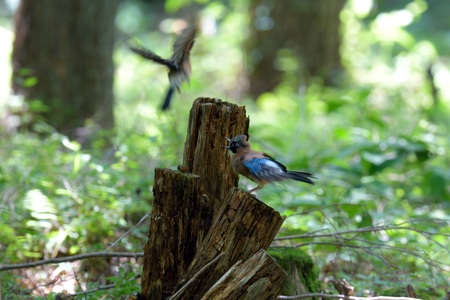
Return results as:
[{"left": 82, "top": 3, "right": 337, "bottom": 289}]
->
[
  {"left": 225, "top": 135, "right": 315, "bottom": 193},
  {"left": 130, "top": 25, "right": 196, "bottom": 110}
]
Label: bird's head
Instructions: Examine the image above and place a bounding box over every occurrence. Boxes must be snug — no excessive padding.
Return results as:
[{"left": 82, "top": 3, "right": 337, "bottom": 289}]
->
[{"left": 224, "top": 135, "right": 249, "bottom": 153}]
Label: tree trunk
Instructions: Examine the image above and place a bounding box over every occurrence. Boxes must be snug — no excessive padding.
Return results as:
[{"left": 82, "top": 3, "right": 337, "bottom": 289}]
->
[
  {"left": 12, "top": 0, "right": 118, "bottom": 135},
  {"left": 140, "top": 98, "right": 250, "bottom": 299},
  {"left": 246, "top": 0, "right": 345, "bottom": 98}
]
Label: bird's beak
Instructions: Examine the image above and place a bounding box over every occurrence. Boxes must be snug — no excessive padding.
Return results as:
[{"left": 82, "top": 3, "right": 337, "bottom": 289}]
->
[{"left": 224, "top": 137, "right": 232, "bottom": 149}]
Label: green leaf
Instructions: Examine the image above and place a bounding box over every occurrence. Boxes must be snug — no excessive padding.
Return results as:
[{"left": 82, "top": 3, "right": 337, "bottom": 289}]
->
[
  {"left": 361, "top": 151, "right": 388, "bottom": 165},
  {"left": 358, "top": 211, "right": 373, "bottom": 228},
  {"left": 29, "top": 99, "right": 50, "bottom": 112},
  {"left": 61, "top": 136, "right": 81, "bottom": 151},
  {"left": 165, "top": 0, "right": 191, "bottom": 13},
  {"left": 23, "top": 76, "right": 38, "bottom": 87},
  {"left": 423, "top": 167, "right": 449, "bottom": 202}
]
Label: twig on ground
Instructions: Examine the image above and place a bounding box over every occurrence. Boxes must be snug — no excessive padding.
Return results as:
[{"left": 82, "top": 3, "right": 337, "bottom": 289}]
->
[
  {"left": 277, "top": 293, "right": 422, "bottom": 300},
  {"left": 69, "top": 274, "right": 141, "bottom": 296},
  {"left": 0, "top": 252, "right": 144, "bottom": 271},
  {"left": 104, "top": 212, "right": 150, "bottom": 252}
]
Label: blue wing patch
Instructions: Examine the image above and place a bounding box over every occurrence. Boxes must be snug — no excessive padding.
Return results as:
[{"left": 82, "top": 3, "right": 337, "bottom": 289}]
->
[{"left": 243, "top": 157, "right": 287, "bottom": 181}]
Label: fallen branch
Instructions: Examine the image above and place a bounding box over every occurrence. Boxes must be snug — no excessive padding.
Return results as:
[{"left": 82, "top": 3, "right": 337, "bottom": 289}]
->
[
  {"left": 0, "top": 252, "right": 144, "bottom": 271},
  {"left": 274, "top": 223, "right": 450, "bottom": 241},
  {"left": 104, "top": 212, "right": 150, "bottom": 252},
  {"left": 277, "top": 293, "right": 422, "bottom": 300},
  {"left": 272, "top": 241, "right": 449, "bottom": 272}
]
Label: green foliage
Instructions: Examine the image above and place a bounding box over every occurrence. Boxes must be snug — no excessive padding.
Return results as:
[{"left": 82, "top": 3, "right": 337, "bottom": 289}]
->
[
  {"left": 1, "top": 0, "right": 450, "bottom": 298},
  {"left": 0, "top": 128, "right": 150, "bottom": 297},
  {"left": 67, "top": 268, "right": 141, "bottom": 300},
  {"left": 105, "top": 269, "right": 141, "bottom": 297},
  {"left": 0, "top": 129, "right": 154, "bottom": 257}
]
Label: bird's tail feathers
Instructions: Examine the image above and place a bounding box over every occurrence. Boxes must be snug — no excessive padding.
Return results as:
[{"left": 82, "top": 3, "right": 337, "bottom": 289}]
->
[{"left": 286, "top": 171, "right": 316, "bottom": 185}]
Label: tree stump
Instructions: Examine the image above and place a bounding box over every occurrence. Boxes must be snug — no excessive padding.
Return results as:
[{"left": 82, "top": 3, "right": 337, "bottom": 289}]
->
[
  {"left": 139, "top": 98, "right": 288, "bottom": 299},
  {"left": 201, "top": 249, "right": 288, "bottom": 300},
  {"left": 173, "top": 188, "right": 285, "bottom": 299},
  {"left": 140, "top": 169, "right": 203, "bottom": 298},
  {"left": 182, "top": 97, "right": 249, "bottom": 217}
]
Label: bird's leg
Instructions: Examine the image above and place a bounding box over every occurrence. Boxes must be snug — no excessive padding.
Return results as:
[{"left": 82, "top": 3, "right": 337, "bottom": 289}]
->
[{"left": 248, "top": 184, "right": 263, "bottom": 194}]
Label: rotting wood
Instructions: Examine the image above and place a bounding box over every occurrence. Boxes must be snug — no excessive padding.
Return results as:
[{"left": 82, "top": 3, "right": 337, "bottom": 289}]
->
[
  {"left": 140, "top": 169, "right": 203, "bottom": 298},
  {"left": 140, "top": 98, "right": 249, "bottom": 299},
  {"left": 139, "top": 98, "right": 289, "bottom": 300},
  {"left": 173, "top": 188, "right": 285, "bottom": 299},
  {"left": 182, "top": 97, "right": 249, "bottom": 217},
  {"left": 169, "top": 253, "right": 225, "bottom": 300},
  {"left": 201, "top": 249, "right": 288, "bottom": 300}
]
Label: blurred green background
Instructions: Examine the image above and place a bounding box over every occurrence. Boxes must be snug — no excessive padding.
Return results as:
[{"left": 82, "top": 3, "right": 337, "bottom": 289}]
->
[{"left": 0, "top": 0, "right": 449, "bottom": 298}]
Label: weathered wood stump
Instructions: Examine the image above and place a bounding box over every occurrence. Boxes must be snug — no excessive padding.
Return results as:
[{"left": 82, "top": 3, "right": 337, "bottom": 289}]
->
[
  {"left": 139, "top": 98, "right": 288, "bottom": 299},
  {"left": 172, "top": 188, "right": 285, "bottom": 299},
  {"left": 140, "top": 169, "right": 203, "bottom": 298},
  {"left": 182, "top": 97, "right": 249, "bottom": 217},
  {"left": 200, "top": 249, "right": 287, "bottom": 300}
]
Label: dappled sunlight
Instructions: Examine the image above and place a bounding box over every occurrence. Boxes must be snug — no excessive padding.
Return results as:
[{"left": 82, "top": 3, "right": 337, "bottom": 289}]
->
[
  {"left": 1, "top": 0, "right": 450, "bottom": 298},
  {"left": 0, "top": 25, "right": 13, "bottom": 110}
]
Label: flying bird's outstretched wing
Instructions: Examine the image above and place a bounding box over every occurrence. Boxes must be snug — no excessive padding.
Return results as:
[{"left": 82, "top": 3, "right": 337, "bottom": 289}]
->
[{"left": 129, "top": 46, "right": 176, "bottom": 69}]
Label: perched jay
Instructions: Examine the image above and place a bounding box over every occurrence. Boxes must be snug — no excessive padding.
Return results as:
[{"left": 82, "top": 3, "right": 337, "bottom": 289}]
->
[
  {"left": 225, "top": 135, "right": 315, "bottom": 193},
  {"left": 130, "top": 25, "right": 196, "bottom": 110}
]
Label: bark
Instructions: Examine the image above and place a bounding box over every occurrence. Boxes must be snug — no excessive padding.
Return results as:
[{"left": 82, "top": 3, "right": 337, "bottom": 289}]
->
[
  {"left": 246, "top": 0, "right": 345, "bottom": 97},
  {"left": 140, "top": 169, "right": 204, "bottom": 299},
  {"left": 172, "top": 188, "right": 285, "bottom": 299},
  {"left": 140, "top": 98, "right": 249, "bottom": 299},
  {"left": 182, "top": 98, "right": 249, "bottom": 219},
  {"left": 12, "top": 0, "right": 118, "bottom": 134},
  {"left": 139, "top": 98, "right": 288, "bottom": 300},
  {"left": 201, "top": 249, "right": 288, "bottom": 300}
]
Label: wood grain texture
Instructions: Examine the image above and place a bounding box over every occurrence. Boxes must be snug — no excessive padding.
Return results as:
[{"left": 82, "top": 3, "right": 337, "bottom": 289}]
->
[
  {"left": 140, "top": 98, "right": 288, "bottom": 300},
  {"left": 173, "top": 188, "right": 285, "bottom": 299},
  {"left": 182, "top": 97, "right": 249, "bottom": 217},
  {"left": 140, "top": 98, "right": 249, "bottom": 299},
  {"left": 140, "top": 169, "right": 204, "bottom": 298},
  {"left": 201, "top": 249, "right": 288, "bottom": 300}
]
